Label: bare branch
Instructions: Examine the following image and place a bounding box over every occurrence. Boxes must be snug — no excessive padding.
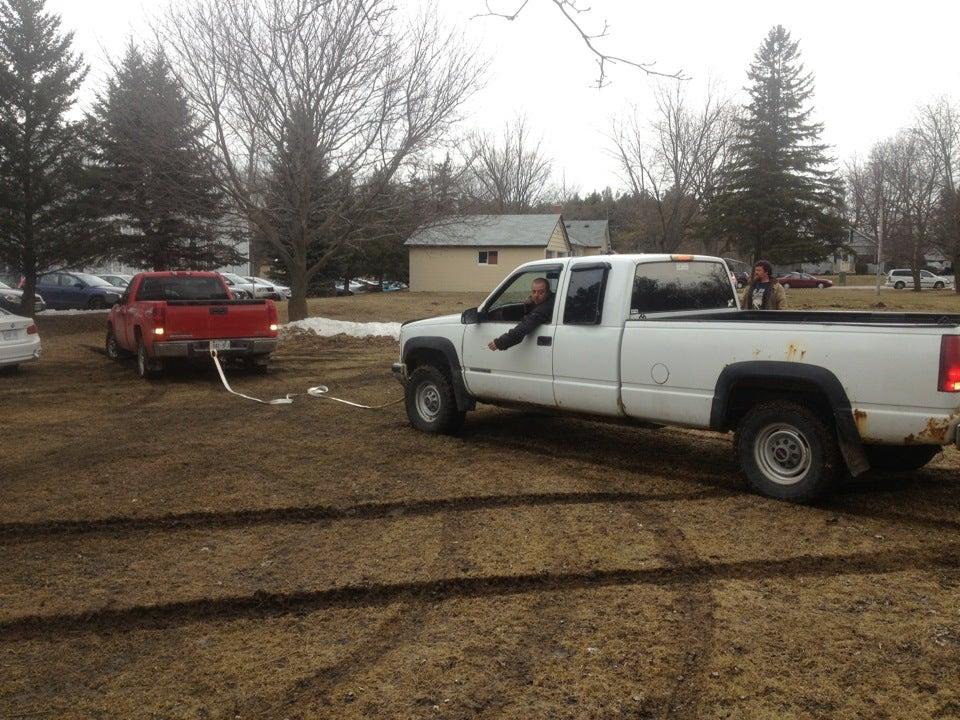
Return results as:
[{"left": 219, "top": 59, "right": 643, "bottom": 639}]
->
[{"left": 474, "top": 0, "right": 683, "bottom": 87}]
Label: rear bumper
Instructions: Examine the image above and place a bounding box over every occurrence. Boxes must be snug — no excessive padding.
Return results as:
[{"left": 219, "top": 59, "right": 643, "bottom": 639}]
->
[
  {"left": 153, "top": 338, "right": 278, "bottom": 358},
  {"left": 0, "top": 337, "right": 41, "bottom": 366}
]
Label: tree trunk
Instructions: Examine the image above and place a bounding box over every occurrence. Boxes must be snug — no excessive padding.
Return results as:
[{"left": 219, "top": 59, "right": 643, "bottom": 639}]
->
[{"left": 288, "top": 265, "right": 309, "bottom": 322}]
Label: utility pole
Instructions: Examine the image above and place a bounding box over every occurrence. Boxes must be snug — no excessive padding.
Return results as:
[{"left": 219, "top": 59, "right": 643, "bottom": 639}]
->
[{"left": 875, "top": 214, "right": 884, "bottom": 297}]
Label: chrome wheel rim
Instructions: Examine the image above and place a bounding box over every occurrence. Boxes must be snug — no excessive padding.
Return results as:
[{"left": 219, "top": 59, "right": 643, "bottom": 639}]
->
[
  {"left": 754, "top": 423, "right": 811, "bottom": 485},
  {"left": 416, "top": 381, "right": 442, "bottom": 422}
]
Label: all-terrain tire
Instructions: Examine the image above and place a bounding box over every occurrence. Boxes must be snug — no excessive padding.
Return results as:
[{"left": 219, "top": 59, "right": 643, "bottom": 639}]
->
[
  {"left": 105, "top": 325, "right": 128, "bottom": 360},
  {"left": 736, "top": 400, "right": 841, "bottom": 502},
  {"left": 136, "top": 336, "right": 162, "bottom": 379},
  {"left": 864, "top": 444, "right": 940, "bottom": 472},
  {"left": 405, "top": 365, "right": 465, "bottom": 435}
]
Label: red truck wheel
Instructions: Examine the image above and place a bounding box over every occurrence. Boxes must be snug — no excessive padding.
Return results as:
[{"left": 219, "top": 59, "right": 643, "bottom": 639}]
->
[
  {"left": 136, "top": 338, "right": 162, "bottom": 379},
  {"left": 105, "top": 326, "right": 129, "bottom": 360}
]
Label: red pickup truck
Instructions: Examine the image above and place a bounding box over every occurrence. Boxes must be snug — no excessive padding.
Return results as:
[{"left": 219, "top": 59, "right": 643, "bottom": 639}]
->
[{"left": 105, "top": 272, "right": 279, "bottom": 379}]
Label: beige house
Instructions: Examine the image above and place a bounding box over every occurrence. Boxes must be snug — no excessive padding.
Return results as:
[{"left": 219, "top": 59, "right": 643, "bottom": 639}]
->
[{"left": 406, "top": 214, "right": 580, "bottom": 292}]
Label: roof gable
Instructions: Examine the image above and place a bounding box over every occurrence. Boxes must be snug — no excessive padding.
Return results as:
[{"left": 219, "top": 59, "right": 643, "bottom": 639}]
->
[{"left": 564, "top": 219, "right": 609, "bottom": 248}]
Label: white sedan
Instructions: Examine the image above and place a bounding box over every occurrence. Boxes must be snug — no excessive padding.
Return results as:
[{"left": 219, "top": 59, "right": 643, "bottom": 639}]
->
[{"left": 0, "top": 308, "right": 41, "bottom": 370}]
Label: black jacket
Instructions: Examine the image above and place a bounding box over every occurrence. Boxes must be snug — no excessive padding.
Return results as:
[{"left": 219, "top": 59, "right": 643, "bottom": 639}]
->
[{"left": 493, "top": 296, "right": 554, "bottom": 350}]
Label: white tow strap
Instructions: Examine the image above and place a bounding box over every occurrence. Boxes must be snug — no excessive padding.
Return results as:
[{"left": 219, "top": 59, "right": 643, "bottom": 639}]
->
[{"left": 209, "top": 349, "right": 402, "bottom": 409}]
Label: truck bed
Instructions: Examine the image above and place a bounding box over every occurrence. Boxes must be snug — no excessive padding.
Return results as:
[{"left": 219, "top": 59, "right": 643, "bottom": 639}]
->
[{"left": 639, "top": 309, "right": 960, "bottom": 327}]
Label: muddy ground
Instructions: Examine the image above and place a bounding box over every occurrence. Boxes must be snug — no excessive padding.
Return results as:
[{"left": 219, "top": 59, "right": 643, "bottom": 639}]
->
[{"left": 1, "top": 290, "right": 959, "bottom": 719}]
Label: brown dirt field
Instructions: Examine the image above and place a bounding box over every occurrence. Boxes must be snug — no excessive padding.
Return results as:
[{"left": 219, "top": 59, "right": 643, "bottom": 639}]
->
[{"left": 1, "top": 293, "right": 959, "bottom": 719}]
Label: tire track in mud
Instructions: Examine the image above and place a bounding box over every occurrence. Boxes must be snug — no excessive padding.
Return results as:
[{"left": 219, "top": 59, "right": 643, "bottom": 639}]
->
[
  {"left": 577, "top": 480, "right": 717, "bottom": 719},
  {"left": 0, "top": 489, "right": 732, "bottom": 544},
  {"left": 222, "top": 510, "right": 460, "bottom": 719},
  {"left": 4, "top": 544, "right": 958, "bottom": 642}
]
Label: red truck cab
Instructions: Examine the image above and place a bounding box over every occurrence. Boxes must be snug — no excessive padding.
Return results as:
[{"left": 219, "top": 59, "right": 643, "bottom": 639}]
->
[{"left": 106, "top": 271, "right": 279, "bottom": 378}]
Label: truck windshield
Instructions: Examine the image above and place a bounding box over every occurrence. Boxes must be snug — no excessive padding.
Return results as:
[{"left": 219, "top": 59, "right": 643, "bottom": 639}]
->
[
  {"left": 137, "top": 276, "right": 230, "bottom": 301},
  {"left": 631, "top": 261, "right": 735, "bottom": 314}
]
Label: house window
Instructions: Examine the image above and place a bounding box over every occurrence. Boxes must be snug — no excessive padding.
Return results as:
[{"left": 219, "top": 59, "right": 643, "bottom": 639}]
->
[{"left": 478, "top": 250, "right": 498, "bottom": 265}]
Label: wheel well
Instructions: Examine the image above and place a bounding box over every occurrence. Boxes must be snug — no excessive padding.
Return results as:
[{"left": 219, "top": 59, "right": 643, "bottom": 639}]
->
[
  {"left": 406, "top": 348, "right": 452, "bottom": 379},
  {"left": 725, "top": 379, "right": 835, "bottom": 431}
]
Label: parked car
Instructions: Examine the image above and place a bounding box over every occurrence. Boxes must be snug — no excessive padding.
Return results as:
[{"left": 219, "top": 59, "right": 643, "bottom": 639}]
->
[
  {"left": 0, "top": 280, "right": 46, "bottom": 314},
  {"left": 336, "top": 280, "right": 367, "bottom": 295},
  {"left": 218, "top": 273, "right": 253, "bottom": 299},
  {"left": 0, "top": 307, "right": 41, "bottom": 370},
  {"left": 886, "top": 268, "right": 955, "bottom": 290},
  {"left": 244, "top": 276, "right": 290, "bottom": 300},
  {"left": 36, "top": 271, "right": 124, "bottom": 309},
  {"left": 106, "top": 271, "right": 279, "bottom": 379},
  {"left": 97, "top": 273, "right": 134, "bottom": 288},
  {"left": 221, "top": 272, "right": 272, "bottom": 299},
  {"left": 383, "top": 280, "right": 408, "bottom": 292},
  {"left": 776, "top": 272, "right": 833, "bottom": 289}
]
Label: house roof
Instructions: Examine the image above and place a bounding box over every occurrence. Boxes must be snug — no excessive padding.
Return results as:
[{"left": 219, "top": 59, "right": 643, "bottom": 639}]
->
[
  {"left": 405, "top": 214, "right": 564, "bottom": 247},
  {"left": 564, "top": 220, "right": 608, "bottom": 248}
]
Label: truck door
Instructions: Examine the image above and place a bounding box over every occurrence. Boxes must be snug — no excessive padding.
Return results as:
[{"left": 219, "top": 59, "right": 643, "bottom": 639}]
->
[
  {"left": 461, "top": 265, "right": 561, "bottom": 406},
  {"left": 551, "top": 262, "right": 621, "bottom": 415}
]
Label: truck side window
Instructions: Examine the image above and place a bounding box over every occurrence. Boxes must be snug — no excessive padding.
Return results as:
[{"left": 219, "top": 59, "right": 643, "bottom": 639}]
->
[
  {"left": 563, "top": 267, "right": 608, "bottom": 325},
  {"left": 631, "top": 261, "right": 735, "bottom": 314}
]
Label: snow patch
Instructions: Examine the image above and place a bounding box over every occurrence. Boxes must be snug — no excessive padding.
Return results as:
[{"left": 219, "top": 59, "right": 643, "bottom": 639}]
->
[
  {"left": 284, "top": 317, "right": 401, "bottom": 340},
  {"left": 37, "top": 308, "right": 110, "bottom": 315}
]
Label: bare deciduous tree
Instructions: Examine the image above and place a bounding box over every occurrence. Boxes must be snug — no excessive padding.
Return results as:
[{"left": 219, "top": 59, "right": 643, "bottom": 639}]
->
[
  {"left": 846, "top": 139, "right": 898, "bottom": 293},
  {"left": 158, "top": 0, "right": 483, "bottom": 319},
  {"left": 611, "top": 81, "right": 736, "bottom": 254},
  {"left": 467, "top": 115, "right": 553, "bottom": 212},
  {"left": 916, "top": 97, "right": 960, "bottom": 291}
]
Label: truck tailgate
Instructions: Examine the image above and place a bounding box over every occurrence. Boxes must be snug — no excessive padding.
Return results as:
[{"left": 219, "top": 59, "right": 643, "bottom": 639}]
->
[{"left": 164, "top": 301, "right": 274, "bottom": 340}]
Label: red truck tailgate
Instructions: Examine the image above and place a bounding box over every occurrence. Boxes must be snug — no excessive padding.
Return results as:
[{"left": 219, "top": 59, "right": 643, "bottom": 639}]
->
[{"left": 163, "top": 301, "right": 276, "bottom": 340}]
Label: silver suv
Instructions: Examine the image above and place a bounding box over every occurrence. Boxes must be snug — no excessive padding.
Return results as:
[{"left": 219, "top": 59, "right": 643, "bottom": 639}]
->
[{"left": 886, "top": 268, "right": 955, "bottom": 290}]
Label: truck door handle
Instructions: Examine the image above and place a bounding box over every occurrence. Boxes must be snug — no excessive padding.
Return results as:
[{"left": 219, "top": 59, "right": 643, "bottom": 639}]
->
[{"left": 537, "top": 336, "right": 552, "bottom": 346}]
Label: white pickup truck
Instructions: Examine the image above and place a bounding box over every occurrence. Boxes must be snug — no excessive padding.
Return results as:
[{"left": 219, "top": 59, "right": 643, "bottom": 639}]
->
[{"left": 393, "top": 254, "right": 960, "bottom": 501}]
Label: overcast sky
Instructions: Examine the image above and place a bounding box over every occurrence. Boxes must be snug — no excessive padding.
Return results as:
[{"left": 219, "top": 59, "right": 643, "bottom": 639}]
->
[{"left": 47, "top": 0, "right": 960, "bottom": 194}]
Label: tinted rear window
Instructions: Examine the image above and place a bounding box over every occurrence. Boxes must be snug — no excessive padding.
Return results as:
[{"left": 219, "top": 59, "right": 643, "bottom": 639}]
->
[
  {"left": 136, "top": 276, "right": 229, "bottom": 301},
  {"left": 631, "top": 261, "right": 735, "bottom": 314}
]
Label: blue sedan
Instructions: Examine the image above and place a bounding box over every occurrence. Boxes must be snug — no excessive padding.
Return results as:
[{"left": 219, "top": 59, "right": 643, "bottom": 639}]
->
[{"left": 36, "top": 272, "right": 124, "bottom": 310}]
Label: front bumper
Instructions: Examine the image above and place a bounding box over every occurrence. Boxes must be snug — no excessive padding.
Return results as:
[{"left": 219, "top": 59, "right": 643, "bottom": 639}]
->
[
  {"left": 391, "top": 361, "right": 407, "bottom": 385},
  {"left": 153, "top": 338, "right": 278, "bottom": 358}
]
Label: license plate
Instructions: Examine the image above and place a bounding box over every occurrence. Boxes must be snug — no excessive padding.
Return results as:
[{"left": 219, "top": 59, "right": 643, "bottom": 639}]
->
[
  {"left": 209, "top": 340, "right": 231, "bottom": 351},
  {"left": 1, "top": 329, "right": 17, "bottom": 340}
]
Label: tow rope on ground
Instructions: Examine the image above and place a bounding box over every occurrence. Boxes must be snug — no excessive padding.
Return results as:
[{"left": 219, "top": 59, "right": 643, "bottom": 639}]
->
[{"left": 210, "top": 349, "right": 403, "bottom": 409}]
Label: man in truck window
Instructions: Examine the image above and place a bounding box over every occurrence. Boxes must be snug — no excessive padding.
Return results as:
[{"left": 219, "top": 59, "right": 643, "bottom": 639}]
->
[
  {"left": 742, "top": 260, "right": 786, "bottom": 310},
  {"left": 487, "top": 278, "right": 554, "bottom": 350}
]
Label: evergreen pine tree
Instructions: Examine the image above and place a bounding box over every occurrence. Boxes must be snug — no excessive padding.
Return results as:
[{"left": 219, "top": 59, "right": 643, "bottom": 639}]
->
[
  {"left": 703, "top": 25, "right": 844, "bottom": 264},
  {"left": 0, "top": 0, "right": 98, "bottom": 315},
  {"left": 89, "top": 44, "right": 239, "bottom": 270}
]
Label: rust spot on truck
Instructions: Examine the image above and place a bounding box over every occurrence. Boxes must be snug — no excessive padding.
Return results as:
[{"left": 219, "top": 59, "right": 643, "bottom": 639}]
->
[
  {"left": 785, "top": 343, "right": 805, "bottom": 361},
  {"left": 853, "top": 409, "right": 867, "bottom": 437},
  {"left": 904, "top": 411, "right": 960, "bottom": 445},
  {"left": 752, "top": 348, "right": 761, "bottom": 359}
]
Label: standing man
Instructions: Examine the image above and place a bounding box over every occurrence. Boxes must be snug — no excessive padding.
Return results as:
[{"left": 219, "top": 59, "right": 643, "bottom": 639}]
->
[
  {"left": 487, "top": 278, "right": 554, "bottom": 350},
  {"left": 742, "top": 260, "right": 787, "bottom": 310}
]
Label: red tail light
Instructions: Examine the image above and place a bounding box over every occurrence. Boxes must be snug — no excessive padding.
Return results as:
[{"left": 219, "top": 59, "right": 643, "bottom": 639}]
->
[
  {"left": 26, "top": 324, "right": 37, "bottom": 334},
  {"left": 267, "top": 300, "right": 278, "bottom": 332},
  {"left": 938, "top": 336, "right": 960, "bottom": 392},
  {"left": 152, "top": 304, "right": 166, "bottom": 330}
]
